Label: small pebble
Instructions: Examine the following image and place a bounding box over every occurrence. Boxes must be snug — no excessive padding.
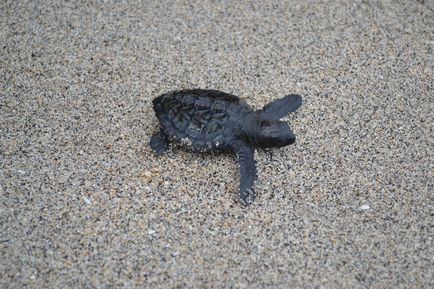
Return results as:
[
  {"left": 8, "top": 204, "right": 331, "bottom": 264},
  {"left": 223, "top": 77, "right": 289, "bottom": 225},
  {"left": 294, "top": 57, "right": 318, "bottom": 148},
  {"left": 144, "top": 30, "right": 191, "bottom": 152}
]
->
[
  {"left": 143, "top": 171, "right": 152, "bottom": 178},
  {"left": 360, "top": 204, "right": 370, "bottom": 210},
  {"left": 83, "top": 196, "right": 92, "bottom": 205}
]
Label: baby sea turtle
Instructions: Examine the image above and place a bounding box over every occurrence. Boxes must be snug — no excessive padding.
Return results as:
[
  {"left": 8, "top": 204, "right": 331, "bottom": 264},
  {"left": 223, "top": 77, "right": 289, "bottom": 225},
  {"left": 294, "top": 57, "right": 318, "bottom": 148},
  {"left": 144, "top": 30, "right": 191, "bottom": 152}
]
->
[{"left": 150, "top": 89, "right": 302, "bottom": 206}]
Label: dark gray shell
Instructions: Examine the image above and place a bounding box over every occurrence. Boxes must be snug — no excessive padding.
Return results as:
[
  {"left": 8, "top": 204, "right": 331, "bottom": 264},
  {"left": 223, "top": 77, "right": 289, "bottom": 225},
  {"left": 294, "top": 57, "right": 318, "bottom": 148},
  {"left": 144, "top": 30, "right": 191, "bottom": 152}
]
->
[{"left": 153, "top": 89, "right": 252, "bottom": 151}]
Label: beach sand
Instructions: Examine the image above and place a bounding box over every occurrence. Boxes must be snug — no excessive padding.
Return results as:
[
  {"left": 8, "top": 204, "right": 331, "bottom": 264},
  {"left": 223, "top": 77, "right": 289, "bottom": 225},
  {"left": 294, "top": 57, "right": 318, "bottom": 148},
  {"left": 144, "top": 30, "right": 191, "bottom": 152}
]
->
[{"left": 1, "top": 0, "right": 432, "bottom": 288}]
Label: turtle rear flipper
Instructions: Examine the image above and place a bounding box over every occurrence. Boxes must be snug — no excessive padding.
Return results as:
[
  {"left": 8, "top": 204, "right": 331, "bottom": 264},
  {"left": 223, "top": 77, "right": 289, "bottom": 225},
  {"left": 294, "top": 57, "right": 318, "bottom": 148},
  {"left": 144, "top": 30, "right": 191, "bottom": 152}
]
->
[
  {"left": 150, "top": 130, "right": 170, "bottom": 155},
  {"left": 229, "top": 139, "right": 257, "bottom": 206},
  {"left": 260, "top": 94, "right": 302, "bottom": 121}
]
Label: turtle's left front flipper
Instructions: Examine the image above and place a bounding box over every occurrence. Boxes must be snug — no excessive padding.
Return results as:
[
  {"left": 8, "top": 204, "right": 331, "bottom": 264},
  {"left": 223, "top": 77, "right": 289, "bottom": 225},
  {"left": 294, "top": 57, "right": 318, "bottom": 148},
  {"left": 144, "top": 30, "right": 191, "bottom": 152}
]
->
[
  {"left": 259, "top": 94, "right": 302, "bottom": 121},
  {"left": 229, "top": 139, "right": 257, "bottom": 206}
]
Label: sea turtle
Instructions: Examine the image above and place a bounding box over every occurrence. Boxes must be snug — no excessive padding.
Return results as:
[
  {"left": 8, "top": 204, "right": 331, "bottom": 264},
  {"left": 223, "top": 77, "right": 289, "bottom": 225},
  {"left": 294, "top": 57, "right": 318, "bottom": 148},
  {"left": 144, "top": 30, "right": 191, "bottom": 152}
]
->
[{"left": 150, "top": 89, "right": 302, "bottom": 206}]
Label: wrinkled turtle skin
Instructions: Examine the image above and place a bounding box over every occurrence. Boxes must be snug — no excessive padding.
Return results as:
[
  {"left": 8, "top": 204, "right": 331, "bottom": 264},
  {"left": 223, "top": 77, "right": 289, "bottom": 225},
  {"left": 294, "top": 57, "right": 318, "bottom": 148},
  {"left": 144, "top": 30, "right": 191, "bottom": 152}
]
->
[{"left": 151, "top": 89, "right": 302, "bottom": 206}]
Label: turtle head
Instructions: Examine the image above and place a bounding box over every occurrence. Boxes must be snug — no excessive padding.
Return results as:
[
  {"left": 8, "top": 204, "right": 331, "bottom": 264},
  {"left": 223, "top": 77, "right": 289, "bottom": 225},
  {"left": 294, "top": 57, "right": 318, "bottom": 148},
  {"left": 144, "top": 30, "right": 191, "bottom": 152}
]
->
[
  {"left": 244, "top": 113, "right": 296, "bottom": 148},
  {"left": 256, "top": 119, "right": 296, "bottom": 148}
]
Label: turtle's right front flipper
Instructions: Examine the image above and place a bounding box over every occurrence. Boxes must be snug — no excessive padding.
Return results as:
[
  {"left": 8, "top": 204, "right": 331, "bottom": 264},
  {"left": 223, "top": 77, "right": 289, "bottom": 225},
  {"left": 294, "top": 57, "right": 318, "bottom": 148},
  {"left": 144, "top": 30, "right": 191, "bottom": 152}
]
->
[{"left": 229, "top": 139, "right": 257, "bottom": 206}]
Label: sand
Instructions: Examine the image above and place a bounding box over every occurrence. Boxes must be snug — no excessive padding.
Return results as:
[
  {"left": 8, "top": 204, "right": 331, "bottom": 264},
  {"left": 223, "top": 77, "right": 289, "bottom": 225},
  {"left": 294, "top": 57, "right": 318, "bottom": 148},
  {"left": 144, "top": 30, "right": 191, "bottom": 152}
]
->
[{"left": 1, "top": 0, "right": 432, "bottom": 288}]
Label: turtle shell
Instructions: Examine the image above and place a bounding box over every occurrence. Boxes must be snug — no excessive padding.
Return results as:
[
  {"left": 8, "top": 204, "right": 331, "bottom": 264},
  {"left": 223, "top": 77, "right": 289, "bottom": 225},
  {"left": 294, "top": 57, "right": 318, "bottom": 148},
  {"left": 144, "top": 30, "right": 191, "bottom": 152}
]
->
[{"left": 153, "top": 89, "right": 251, "bottom": 151}]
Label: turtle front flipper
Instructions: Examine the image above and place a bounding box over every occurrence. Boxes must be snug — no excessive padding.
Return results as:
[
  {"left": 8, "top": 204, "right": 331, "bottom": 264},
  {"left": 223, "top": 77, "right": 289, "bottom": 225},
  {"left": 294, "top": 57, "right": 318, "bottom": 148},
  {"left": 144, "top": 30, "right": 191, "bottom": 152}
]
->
[
  {"left": 259, "top": 94, "right": 302, "bottom": 121},
  {"left": 229, "top": 139, "right": 257, "bottom": 206},
  {"left": 150, "top": 130, "right": 169, "bottom": 155}
]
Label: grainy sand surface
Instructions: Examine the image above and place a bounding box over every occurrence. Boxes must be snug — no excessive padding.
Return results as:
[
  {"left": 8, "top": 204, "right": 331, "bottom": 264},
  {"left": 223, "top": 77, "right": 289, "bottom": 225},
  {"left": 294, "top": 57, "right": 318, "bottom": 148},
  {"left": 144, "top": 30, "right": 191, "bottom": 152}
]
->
[{"left": 1, "top": 0, "right": 433, "bottom": 288}]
